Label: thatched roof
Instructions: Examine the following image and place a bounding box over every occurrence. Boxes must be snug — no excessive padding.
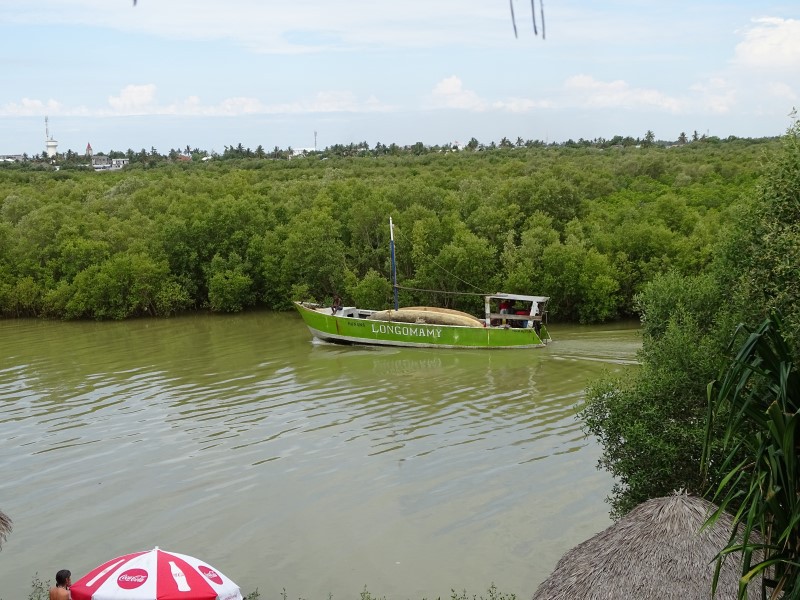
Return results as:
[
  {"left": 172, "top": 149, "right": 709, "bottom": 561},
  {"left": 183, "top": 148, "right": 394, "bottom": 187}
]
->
[
  {"left": 0, "top": 509, "right": 11, "bottom": 550},
  {"left": 532, "top": 492, "right": 759, "bottom": 599}
]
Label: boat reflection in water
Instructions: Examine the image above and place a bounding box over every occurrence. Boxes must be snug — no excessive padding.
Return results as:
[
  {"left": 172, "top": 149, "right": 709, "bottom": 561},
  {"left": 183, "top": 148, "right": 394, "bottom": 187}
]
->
[{"left": 300, "top": 339, "right": 563, "bottom": 434}]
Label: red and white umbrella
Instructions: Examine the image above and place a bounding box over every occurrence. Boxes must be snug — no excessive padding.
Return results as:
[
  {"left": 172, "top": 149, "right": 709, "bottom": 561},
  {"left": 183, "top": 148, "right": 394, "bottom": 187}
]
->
[{"left": 70, "top": 547, "right": 243, "bottom": 600}]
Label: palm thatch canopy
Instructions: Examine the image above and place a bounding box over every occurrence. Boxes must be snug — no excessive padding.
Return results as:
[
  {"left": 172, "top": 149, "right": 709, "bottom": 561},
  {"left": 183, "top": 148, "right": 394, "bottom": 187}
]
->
[
  {"left": 532, "top": 492, "right": 759, "bottom": 599},
  {"left": 0, "top": 509, "right": 11, "bottom": 550}
]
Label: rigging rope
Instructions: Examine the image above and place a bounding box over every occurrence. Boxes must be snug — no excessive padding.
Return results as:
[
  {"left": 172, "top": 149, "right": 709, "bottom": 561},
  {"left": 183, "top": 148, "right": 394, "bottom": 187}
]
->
[
  {"left": 395, "top": 285, "right": 488, "bottom": 297},
  {"left": 392, "top": 222, "right": 486, "bottom": 294}
]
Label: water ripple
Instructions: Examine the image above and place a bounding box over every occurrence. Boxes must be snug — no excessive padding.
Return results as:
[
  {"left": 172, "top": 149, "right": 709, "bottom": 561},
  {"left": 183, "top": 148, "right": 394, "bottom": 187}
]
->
[{"left": 0, "top": 315, "right": 639, "bottom": 600}]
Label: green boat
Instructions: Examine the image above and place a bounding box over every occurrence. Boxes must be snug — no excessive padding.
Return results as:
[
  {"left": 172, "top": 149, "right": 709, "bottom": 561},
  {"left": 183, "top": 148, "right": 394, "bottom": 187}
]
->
[
  {"left": 294, "top": 293, "right": 550, "bottom": 349},
  {"left": 294, "top": 218, "right": 551, "bottom": 349}
]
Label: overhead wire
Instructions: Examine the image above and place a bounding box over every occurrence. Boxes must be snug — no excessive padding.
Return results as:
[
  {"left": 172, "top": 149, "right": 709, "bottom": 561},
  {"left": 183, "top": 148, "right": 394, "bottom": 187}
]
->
[{"left": 391, "top": 220, "right": 488, "bottom": 296}]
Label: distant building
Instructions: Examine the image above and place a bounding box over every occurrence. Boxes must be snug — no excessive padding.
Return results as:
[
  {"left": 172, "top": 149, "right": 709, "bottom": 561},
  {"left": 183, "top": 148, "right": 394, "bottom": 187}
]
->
[
  {"left": 91, "top": 155, "right": 129, "bottom": 171},
  {"left": 291, "top": 148, "right": 315, "bottom": 157},
  {"left": 86, "top": 143, "right": 93, "bottom": 157},
  {"left": 92, "top": 155, "right": 110, "bottom": 170}
]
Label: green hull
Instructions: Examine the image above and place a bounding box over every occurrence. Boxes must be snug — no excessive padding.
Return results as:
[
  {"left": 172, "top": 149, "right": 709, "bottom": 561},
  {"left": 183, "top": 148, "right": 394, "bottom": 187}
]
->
[{"left": 294, "top": 302, "right": 550, "bottom": 349}]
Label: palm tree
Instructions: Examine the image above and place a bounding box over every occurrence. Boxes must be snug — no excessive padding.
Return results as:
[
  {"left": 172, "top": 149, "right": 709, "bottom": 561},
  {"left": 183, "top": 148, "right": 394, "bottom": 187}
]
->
[
  {"left": 702, "top": 313, "right": 800, "bottom": 599},
  {"left": 0, "top": 510, "right": 11, "bottom": 550}
]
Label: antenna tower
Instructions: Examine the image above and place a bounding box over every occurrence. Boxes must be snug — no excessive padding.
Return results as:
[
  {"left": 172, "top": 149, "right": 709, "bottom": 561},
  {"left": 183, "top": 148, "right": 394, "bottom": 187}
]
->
[{"left": 44, "top": 116, "right": 59, "bottom": 158}]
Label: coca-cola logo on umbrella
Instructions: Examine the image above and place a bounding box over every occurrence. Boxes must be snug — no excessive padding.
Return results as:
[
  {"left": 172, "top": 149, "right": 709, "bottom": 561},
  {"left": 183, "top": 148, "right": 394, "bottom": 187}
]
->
[
  {"left": 117, "top": 568, "right": 149, "bottom": 589},
  {"left": 199, "top": 565, "right": 223, "bottom": 585},
  {"left": 69, "top": 548, "right": 243, "bottom": 600}
]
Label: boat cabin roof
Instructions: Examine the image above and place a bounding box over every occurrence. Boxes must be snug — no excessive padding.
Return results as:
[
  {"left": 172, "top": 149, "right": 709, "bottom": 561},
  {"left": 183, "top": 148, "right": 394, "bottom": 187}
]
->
[{"left": 487, "top": 293, "right": 549, "bottom": 303}]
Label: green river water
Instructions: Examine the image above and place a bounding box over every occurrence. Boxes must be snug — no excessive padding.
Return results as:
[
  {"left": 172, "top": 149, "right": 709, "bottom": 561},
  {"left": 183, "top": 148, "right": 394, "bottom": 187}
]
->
[{"left": 0, "top": 312, "right": 639, "bottom": 600}]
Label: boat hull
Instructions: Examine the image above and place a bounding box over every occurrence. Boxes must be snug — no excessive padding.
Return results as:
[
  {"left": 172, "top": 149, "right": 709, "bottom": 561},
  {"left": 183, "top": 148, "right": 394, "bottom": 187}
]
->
[{"left": 294, "top": 302, "right": 549, "bottom": 349}]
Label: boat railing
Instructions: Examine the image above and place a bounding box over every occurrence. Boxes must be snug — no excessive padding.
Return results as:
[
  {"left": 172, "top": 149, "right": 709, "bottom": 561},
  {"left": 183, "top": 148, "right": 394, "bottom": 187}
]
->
[{"left": 486, "top": 313, "right": 543, "bottom": 322}]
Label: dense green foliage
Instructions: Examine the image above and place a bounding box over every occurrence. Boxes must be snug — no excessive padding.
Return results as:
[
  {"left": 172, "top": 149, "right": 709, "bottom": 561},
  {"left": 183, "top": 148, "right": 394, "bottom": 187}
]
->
[
  {"left": 581, "top": 272, "right": 737, "bottom": 516},
  {"left": 581, "top": 123, "right": 800, "bottom": 520},
  {"left": 0, "top": 138, "right": 775, "bottom": 321},
  {"left": 703, "top": 314, "right": 800, "bottom": 600}
]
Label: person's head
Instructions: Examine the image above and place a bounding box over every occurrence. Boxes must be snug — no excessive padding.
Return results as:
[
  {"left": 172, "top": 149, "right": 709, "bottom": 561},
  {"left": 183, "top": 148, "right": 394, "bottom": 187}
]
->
[{"left": 55, "top": 570, "right": 71, "bottom": 587}]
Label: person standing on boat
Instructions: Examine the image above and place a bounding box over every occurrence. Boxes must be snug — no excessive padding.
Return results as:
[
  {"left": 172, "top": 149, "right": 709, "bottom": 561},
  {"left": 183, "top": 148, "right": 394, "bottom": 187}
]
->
[
  {"left": 532, "top": 301, "right": 543, "bottom": 334},
  {"left": 499, "top": 299, "right": 511, "bottom": 325}
]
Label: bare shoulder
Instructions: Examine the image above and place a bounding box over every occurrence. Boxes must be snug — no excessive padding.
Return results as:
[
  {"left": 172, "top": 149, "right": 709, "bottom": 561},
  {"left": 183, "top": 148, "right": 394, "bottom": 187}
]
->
[{"left": 50, "top": 587, "right": 70, "bottom": 600}]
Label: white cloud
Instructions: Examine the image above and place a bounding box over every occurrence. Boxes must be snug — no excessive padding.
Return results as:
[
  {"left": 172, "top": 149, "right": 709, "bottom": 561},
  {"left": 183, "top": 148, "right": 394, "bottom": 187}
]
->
[
  {"left": 564, "top": 75, "right": 684, "bottom": 112},
  {"left": 766, "top": 82, "right": 797, "bottom": 102},
  {"left": 107, "top": 84, "right": 157, "bottom": 114},
  {"left": 430, "top": 76, "right": 488, "bottom": 111},
  {"left": 108, "top": 87, "right": 391, "bottom": 117},
  {"left": 734, "top": 17, "right": 800, "bottom": 71},
  {"left": 364, "top": 95, "right": 392, "bottom": 112},
  {"left": 216, "top": 97, "right": 266, "bottom": 116},
  {"left": 266, "top": 91, "right": 393, "bottom": 114},
  {"left": 688, "top": 77, "right": 737, "bottom": 114},
  {"left": 493, "top": 98, "right": 554, "bottom": 112},
  {"left": 687, "top": 18, "right": 800, "bottom": 116},
  {"left": 0, "top": 98, "right": 63, "bottom": 116},
  {"left": 307, "top": 91, "right": 360, "bottom": 113},
  {"left": 0, "top": 85, "right": 394, "bottom": 118}
]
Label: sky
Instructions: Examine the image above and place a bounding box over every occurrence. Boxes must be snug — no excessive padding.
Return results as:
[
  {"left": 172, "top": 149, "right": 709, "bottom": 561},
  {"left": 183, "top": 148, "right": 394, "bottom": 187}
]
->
[{"left": 1, "top": 0, "right": 799, "bottom": 156}]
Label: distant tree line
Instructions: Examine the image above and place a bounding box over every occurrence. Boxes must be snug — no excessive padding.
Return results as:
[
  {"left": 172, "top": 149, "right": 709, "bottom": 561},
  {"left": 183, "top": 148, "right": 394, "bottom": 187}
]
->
[
  {"left": 0, "top": 135, "right": 779, "bottom": 322},
  {"left": 15, "top": 129, "right": 749, "bottom": 167}
]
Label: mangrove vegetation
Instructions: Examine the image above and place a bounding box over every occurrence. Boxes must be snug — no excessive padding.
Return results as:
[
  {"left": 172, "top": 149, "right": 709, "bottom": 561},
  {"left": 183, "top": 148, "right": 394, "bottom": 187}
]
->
[
  {"left": 0, "top": 135, "right": 778, "bottom": 322},
  {"left": 3, "top": 122, "right": 799, "bottom": 598},
  {"left": 582, "top": 122, "right": 800, "bottom": 598}
]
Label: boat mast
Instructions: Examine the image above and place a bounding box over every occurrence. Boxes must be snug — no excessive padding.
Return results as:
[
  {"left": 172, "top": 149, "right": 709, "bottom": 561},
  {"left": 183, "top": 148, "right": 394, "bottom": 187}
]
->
[{"left": 390, "top": 217, "right": 399, "bottom": 310}]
